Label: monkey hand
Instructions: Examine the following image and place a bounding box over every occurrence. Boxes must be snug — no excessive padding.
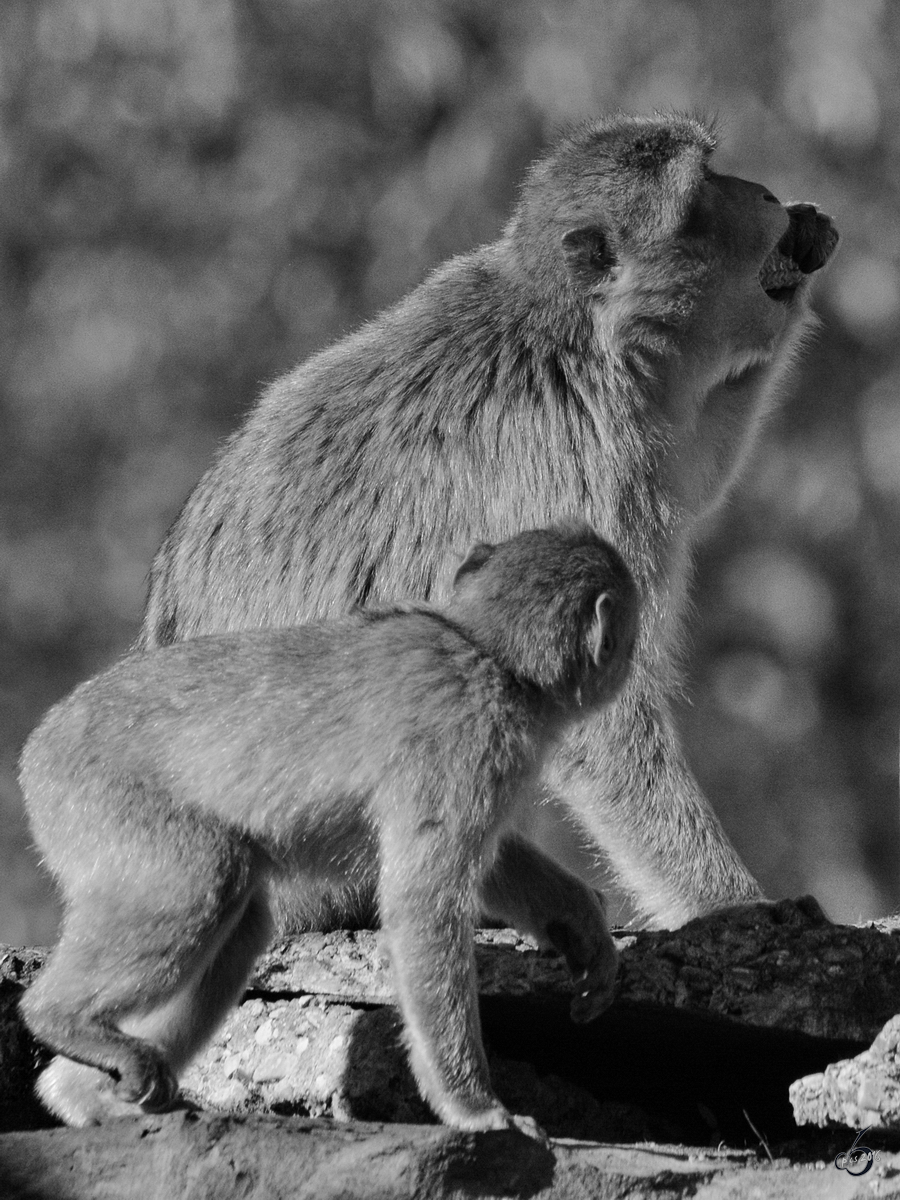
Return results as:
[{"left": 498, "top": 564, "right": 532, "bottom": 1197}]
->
[
  {"left": 569, "top": 941, "right": 618, "bottom": 1024},
  {"left": 766, "top": 893, "right": 831, "bottom": 926},
  {"left": 545, "top": 917, "right": 618, "bottom": 1024},
  {"left": 506, "top": 1112, "right": 550, "bottom": 1144},
  {"left": 702, "top": 893, "right": 831, "bottom": 930},
  {"left": 466, "top": 1106, "right": 549, "bottom": 1144}
]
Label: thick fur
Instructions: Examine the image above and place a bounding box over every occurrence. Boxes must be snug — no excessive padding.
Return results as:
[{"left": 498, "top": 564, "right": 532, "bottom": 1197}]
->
[
  {"left": 140, "top": 112, "right": 838, "bottom": 927},
  {"left": 21, "top": 523, "right": 637, "bottom": 1132}
]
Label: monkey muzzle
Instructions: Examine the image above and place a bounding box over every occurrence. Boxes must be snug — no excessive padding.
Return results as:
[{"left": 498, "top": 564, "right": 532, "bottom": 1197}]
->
[{"left": 758, "top": 204, "right": 839, "bottom": 302}]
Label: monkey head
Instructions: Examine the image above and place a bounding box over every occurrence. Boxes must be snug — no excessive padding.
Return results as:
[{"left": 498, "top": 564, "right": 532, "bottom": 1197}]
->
[
  {"left": 450, "top": 522, "right": 639, "bottom": 711},
  {"left": 508, "top": 113, "right": 838, "bottom": 361}
]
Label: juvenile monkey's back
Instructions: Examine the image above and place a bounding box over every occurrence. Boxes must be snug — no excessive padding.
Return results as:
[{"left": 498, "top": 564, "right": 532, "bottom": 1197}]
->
[{"left": 20, "top": 611, "right": 536, "bottom": 842}]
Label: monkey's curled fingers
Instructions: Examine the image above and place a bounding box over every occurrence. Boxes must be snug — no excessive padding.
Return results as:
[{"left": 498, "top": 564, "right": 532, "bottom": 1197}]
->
[
  {"left": 713, "top": 893, "right": 831, "bottom": 930},
  {"left": 476, "top": 1108, "right": 549, "bottom": 1144},
  {"left": 507, "top": 1113, "right": 550, "bottom": 1144},
  {"left": 546, "top": 917, "right": 618, "bottom": 1024},
  {"left": 568, "top": 940, "right": 618, "bottom": 1024},
  {"left": 769, "top": 894, "right": 830, "bottom": 926}
]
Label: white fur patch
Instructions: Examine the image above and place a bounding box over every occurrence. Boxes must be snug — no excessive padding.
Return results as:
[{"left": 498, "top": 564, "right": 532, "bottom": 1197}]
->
[{"left": 36, "top": 1056, "right": 143, "bottom": 1126}]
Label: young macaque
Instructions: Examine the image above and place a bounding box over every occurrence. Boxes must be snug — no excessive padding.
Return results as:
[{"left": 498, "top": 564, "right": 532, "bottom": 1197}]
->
[
  {"left": 140, "top": 113, "right": 839, "bottom": 931},
  {"left": 20, "top": 522, "right": 638, "bottom": 1134}
]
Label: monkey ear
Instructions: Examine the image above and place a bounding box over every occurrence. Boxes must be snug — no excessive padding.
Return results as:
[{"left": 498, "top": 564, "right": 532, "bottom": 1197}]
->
[
  {"left": 454, "top": 542, "right": 496, "bottom": 587},
  {"left": 588, "top": 593, "right": 615, "bottom": 666},
  {"left": 561, "top": 227, "right": 616, "bottom": 292}
]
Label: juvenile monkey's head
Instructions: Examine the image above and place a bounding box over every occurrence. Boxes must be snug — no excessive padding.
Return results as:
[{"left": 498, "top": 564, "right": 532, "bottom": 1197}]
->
[
  {"left": 509, "top": 113, "right": 838, "bottom": 353},
  {"left": 449, "top": 522, "right": 639, "bottom": 711}
]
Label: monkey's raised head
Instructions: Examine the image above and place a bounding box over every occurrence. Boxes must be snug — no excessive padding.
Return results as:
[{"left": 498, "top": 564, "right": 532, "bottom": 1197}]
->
[
  {"left": 510, "top": 113, "right": 838, "bottom": 341},
  {"left": 450, "top": 523, "right": 639, "bottom": 710}
]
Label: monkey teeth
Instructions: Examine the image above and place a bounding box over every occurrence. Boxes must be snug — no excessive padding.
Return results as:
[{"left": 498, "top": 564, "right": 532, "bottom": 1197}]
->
[{"left": 759, "top": 249, "right": 803, "bottom": 294}]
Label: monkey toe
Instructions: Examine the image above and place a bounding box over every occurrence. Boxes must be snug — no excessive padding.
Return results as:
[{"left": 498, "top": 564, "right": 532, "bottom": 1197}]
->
[
  {"left": 115, "top": 1061, "right": 179, "bottom": 1113},
  {"left": 138, "top": 1068, "right": 180, "bottom": 1113}
]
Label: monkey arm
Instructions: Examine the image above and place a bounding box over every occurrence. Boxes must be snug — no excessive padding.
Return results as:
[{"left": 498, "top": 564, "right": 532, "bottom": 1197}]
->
[
  {"left": 376, "top": 811, "right": 499, "bottom": 1123},
  {"left": 549, "top": 684, "right": 764, "bottom": 930},
  {"left": 375, "top": 805, "right": 541, "bottom": 1138}
]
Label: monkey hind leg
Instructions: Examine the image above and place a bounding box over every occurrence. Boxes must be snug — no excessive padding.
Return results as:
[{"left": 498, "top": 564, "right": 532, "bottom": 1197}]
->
[
  {"left": 22, "top": 828, "right": 272, "bottom": 1126},
  {"left": 120, "top": 884, "right": 274, "bottom": 1077},
  {"left": 28, "top": 885, "right": 272, "bottom": 1126}
]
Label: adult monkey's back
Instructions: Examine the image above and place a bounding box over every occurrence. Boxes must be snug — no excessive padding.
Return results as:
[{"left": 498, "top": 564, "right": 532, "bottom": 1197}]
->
[{"left": 141, "top": 114, "right": 838, "bottom": 930}]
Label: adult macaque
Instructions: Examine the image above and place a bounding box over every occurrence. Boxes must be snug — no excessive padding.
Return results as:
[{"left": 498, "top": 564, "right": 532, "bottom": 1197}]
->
[
  {"left": 140, "top": 113, "right": 839, "bottom": 928},
  {"left": 21, "top": 524, "right": 638, "bottom": 1132}
]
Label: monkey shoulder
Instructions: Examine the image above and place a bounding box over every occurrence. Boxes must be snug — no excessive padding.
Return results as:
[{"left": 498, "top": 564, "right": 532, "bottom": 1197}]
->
[{"left": 231, "top": 244, "right": 533, "bottom": 449}]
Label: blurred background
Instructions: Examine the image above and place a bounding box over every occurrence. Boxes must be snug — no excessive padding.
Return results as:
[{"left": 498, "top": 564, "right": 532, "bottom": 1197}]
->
[{"left": 1, "top": 0, "right": 899, "bottom": 944}]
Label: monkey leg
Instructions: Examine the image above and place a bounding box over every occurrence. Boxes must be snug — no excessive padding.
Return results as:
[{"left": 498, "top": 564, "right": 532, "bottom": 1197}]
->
[
  {"left": 549, "top": 684, "right": 764, "bottom": 928},
  {"left": 22, "top": 819, "right": 270, "bottom": 1126},
  {"left": 118, "top": 884, "right": 273, "bottom": 1075},
  {"left": 377, "top": 821, "right": 544, "bottom": 1140},
  {"left": 479, "top": 834, "right": 617, "bottom": 1023}
]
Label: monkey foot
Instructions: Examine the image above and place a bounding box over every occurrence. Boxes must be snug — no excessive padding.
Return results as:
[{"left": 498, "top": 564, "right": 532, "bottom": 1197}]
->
[{"left": 36, "top": 1057, "right": 173, "bottom": 1127}]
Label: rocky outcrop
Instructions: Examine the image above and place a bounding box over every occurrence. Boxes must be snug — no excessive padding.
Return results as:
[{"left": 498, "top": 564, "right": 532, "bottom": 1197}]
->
[{"left": 3, "top": 905, "right": 900, "bottom": 1197}]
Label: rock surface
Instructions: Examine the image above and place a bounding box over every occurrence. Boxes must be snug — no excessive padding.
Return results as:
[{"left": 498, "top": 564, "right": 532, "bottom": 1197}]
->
[
  {"left": 4, "top": 907, "right": 900, "bottom": 1197},
  {"left": 0, "top": 1109, "right": 895, "bottom": 1200},
  {"left": 792, "top": 1014, "right": 900, "bottom": 1132}
]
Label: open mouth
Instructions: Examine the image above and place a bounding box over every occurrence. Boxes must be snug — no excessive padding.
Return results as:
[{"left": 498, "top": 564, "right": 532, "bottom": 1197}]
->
[{"left": 759, "top": 203, "right": 839, "bottom": 303}]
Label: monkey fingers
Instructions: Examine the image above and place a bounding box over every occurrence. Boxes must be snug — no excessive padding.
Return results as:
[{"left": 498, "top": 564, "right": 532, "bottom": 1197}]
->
[
  {"left": 506, "top": 1112, "right": 551, "bottom": 1144},
  {"left": 768, "top": 893, "right": 831, "bottom": 926},
  {"left": 707, "top": 893, "right": 832, "bottom": 930},
  {"left": 568, "top": 945, "right": 618, "bottom": 1025},
  {"left": 454, "top": 1102, "right": 548, "bottom": 1142},
  {"left": 545, "top": 917, "right": 618, "bottom": 1024}
]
